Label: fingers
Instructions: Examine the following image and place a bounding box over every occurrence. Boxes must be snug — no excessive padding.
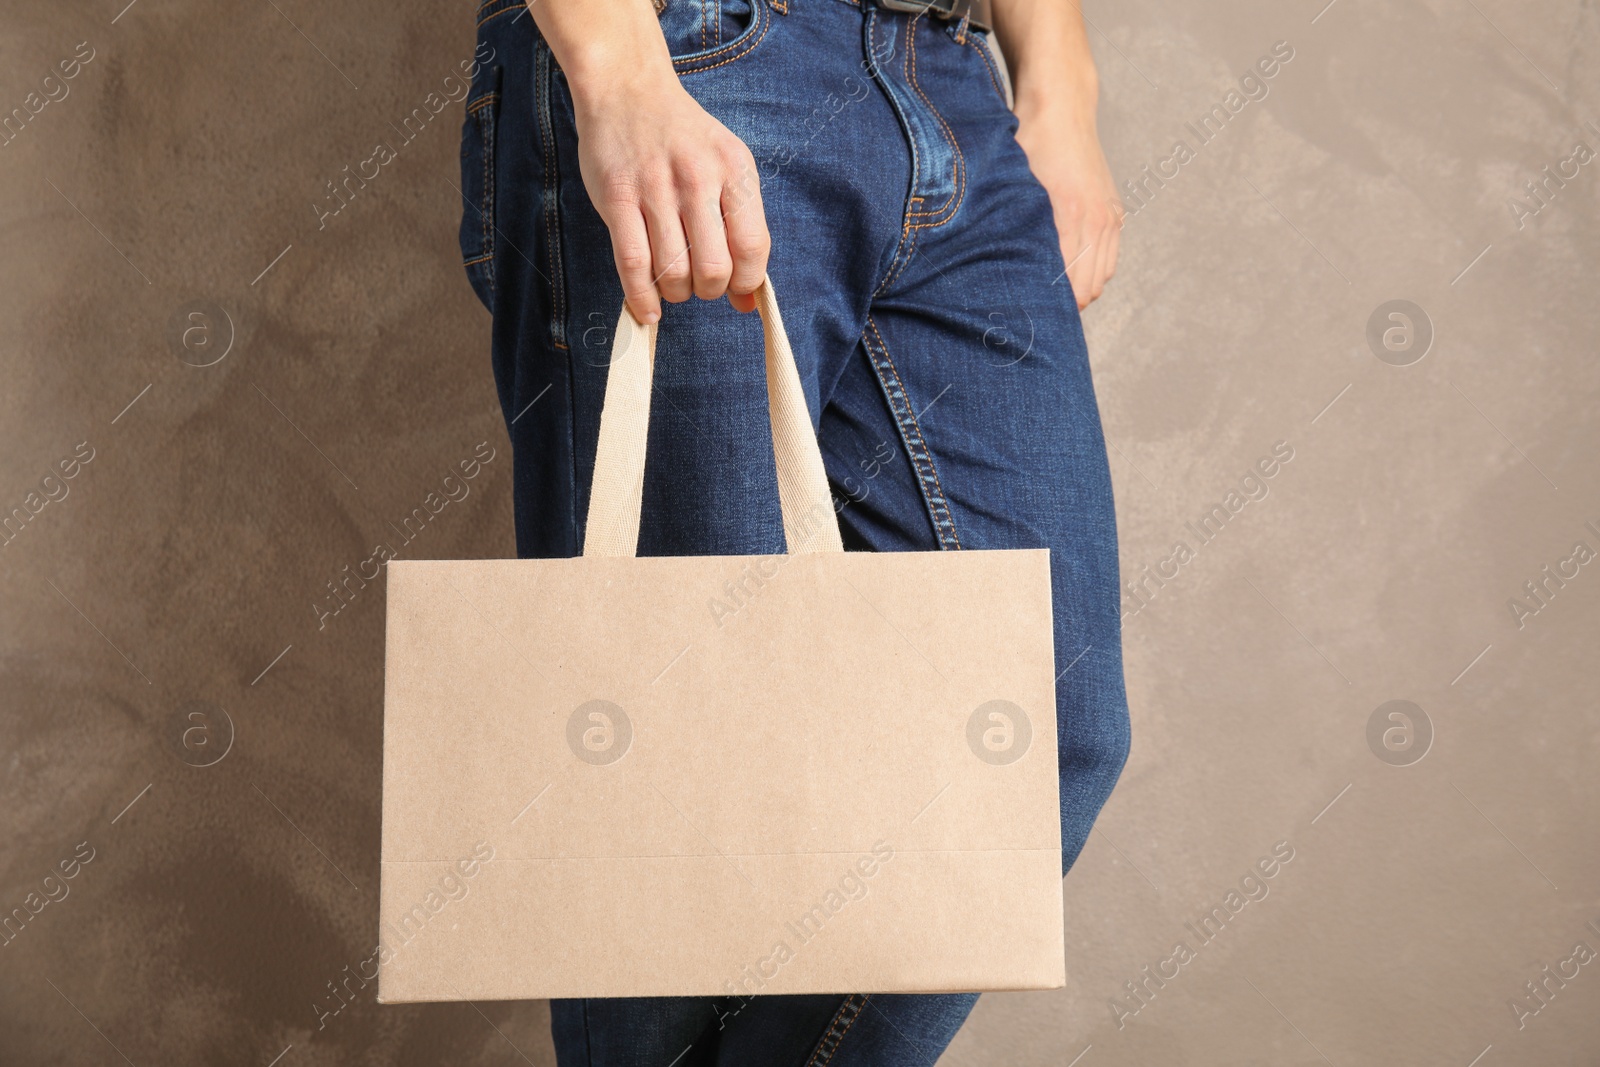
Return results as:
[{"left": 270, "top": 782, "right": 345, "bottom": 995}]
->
[
  {"left": 1065, "top": 237, "right": 1095, "bottom": 311},
  {"left": 1099, "top": 209, "right": 1122, "bottom": 299},
  {"left": 1088, "top": 234, "right": 1110, "bottom": 306},
  {"left": 643, "top": 197, "right": 693, "bottom": 306},
  {"left": 724, "top": 156, "right": 770, "bottom": 311},
  {"left": 639, "top": 150, "right": 765, "bottom": 312},
  {"left": 682, "top": 192, "right": 731, "bottom": 302},
  {"left": 607, "top": 205, "right": 662, "bottom": 325},
  {"left": 1062, "top": 197, "right": 1124, "bottom": 311}
]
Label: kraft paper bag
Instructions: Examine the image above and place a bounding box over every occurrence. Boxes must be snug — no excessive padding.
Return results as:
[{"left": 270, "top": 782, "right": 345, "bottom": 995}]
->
[{"left": 379, "top": 280, "right": 1064, "bottom": 1002}]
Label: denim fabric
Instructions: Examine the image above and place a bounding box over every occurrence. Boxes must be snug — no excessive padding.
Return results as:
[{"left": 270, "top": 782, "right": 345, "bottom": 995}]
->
[{"left": 460, "top": 0, "right": 1130, "bottom": 1062}]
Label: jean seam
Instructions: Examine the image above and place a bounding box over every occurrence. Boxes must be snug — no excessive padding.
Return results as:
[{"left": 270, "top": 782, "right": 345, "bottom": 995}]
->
[
  {"left": 864, "top": 317, "right": 962, "bottom": 549},
  {"left": 865, "top": 12, "right": 918, "bottom": 298},
  {"left": 965, "top": 32, "right": 1008, "bottom": 106},
  {"left": 481, "top": 97, "right": 495, "bottom": 292},
  {"left": 903, "top": 13, "right": 966, "bottom": 225},
  {"left": 671, "top": 0, "right": 770, "bottom": 72},
  {"left": 875, "top": 195, "right": 920, "bottom": 297},
  {"left": 475, "top": 0, "right": 522, "bottom": 28},
  {"left": 536, "top": 42, "right": 568, "bottom": 347},
  {"left": 802, "top": 993, "right": 870, "bottom": 1067}
]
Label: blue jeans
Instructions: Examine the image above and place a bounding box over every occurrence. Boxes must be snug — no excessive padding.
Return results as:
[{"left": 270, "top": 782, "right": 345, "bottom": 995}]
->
[{"left": 460, "top": 1, "right": 1130, "bottom": 1062}]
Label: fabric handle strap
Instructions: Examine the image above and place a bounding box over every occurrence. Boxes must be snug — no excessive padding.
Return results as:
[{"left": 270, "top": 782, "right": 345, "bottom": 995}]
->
[{"left": 582, "top": 278, "right": 844, "bottom": 558}]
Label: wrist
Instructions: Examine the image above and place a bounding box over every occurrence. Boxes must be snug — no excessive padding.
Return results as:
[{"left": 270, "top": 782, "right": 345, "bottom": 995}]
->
[
  {"left": 558, "top": 30, "right": 679, "bottom": 113},
  {"left": 1011, "top": 74, "right": 1099, "bottom": 132}
]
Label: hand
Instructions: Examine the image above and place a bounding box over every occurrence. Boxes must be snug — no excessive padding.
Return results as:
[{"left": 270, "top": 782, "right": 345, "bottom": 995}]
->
[
  {"left": 1014, "top": 104, "right": 1122, "bottom": 310},
  {"left": 569, "top": 67, "right": 770, "bottom": 323}
]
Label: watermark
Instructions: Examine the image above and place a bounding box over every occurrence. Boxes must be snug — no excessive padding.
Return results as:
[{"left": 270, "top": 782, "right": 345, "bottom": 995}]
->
[
  {"left": 1, "top": 41, "right": 96, "bottom": 150},
  {"left": 1366, "top": 300, "right": 1432, "bottom": 366},
  {"left": 170, "top": 700, "right": 234, "bottom": 768},
  {"left": 166, "top": 299, "right": 235, "bottom": 367},
  {"left": 1121, "top": 441, "right": 1295, "bottom": 621},
  {"left": 311, "top": 441, "right": 497, "bottom": 631},
  {"left": 312, "top": 41, "right": 495, "bottom": 230},
  {"left": 706, "top": 499, "right": 834, "bottom": 628},
  {"left": 708, "top": 555, "right": 785, "bottom": 629},
  {"left": 967, "top": 700, "right": 1033, "bottom": 765},
  {"left": 833, "top": 440, "right": 897, "bottom": 513},
  {"left": 715, "top": 840, "right": 896, "bottom": 1024},
  {"left": 567, "top": 700, "right": 632, "bottom": 765},
  {"left": 1, "top": 440, "right": 96, "bottom": 551},
  {"left": 312, "top": 840, "right": 495, "bottom": 1029},
  {"left": 1506, "top": 521, "right": 1599, "bottom": 630},
  {"left": 1109, "top": 839, "right": 1296, "bottom": 1029},
  {"left": 727, "top": 33, "right": 898, "bottom": 220},
  {"left": 0, "top": 841, "right": 97, "bottom": 949},
  {"left": 1121, "top": 41, "right": 1296, "bottom": 218},
  {"left": 1507, "top": 918, "right": 1600, "bottom": 1031},
  {"left": 1507, "top": 121, "right": 1600, "bottom": 230},
  {"left": 1366, "top": 700, "right": 1432, "bottom": 767}
]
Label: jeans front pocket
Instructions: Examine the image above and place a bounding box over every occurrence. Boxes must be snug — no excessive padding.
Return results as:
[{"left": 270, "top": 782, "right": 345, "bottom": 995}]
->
[
  {"left": 659, "top": 0, "right": 772, "bottom": 73},
  {"left": 459, "top": 63, "right": 503, "bottom": 313}
]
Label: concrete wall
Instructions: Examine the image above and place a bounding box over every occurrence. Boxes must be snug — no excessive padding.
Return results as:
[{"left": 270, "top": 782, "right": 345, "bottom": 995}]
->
[{"left": 2, "top": 1, "right": 1596, "bottom": 1064}]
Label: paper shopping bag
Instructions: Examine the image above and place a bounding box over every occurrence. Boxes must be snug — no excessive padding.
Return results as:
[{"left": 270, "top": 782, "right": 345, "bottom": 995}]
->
[{"left": 378, "top": 279, "right": 1064, "bottom": 1002}]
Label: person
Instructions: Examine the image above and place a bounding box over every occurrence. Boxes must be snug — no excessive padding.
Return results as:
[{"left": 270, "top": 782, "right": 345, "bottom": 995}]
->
[{"left": 456, "top": 0, "right": 1130, "bottom": 1062}]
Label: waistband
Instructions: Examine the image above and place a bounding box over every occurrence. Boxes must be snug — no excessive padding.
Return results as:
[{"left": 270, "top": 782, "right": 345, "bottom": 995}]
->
[{"left": 831, "top": 0, "right": 993, "bottom": 34}]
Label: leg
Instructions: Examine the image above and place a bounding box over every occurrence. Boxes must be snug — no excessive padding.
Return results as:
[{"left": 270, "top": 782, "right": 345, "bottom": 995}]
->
[
  {"left": 551, "top": 997, "right": 722, "bottom": 1067},
  {"left": 817, "top": 5, "right": 1132, "bottom": 885}
]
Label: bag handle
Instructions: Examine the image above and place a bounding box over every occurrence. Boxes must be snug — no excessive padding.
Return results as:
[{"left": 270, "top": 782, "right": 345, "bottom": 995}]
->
[{"left": 582, "top": 278, "right": 844, "bottom": 558}]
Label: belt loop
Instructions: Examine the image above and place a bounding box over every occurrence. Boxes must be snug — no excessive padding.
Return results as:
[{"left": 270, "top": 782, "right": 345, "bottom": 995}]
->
[
  {"left": 953, "top": 13, "right": 968, "bottom": 43},
  {"left": 770, "top": 0, "right": 791, "bottom": 14}
]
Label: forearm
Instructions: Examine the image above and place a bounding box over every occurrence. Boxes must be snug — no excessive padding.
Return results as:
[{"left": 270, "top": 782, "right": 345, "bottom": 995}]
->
[
  {"left": 526, "top": 0, "right": 676, "bottom": 106},
  {"left": 988, "top": 0, "right": 1099, "bottom": 123}
]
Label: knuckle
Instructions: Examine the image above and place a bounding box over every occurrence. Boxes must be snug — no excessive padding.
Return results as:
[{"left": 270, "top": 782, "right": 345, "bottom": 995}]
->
[
  {"left": 617, "top": 247, "right": 656, "bottom": 275},
  {"left": 731, "top": 229, "right": 770, "bottom": 259},
  {"left": 699, "top": 259, "right": 733, "bottom": 286},
  {"left": 615, "top": 246, "right": 653, "bottom": 275},
  {"left": 599, "top": 171, "right": 644, "bottom": 207},
  {"left": 674, "top": 155, "right": 717, "bottom": 191}
]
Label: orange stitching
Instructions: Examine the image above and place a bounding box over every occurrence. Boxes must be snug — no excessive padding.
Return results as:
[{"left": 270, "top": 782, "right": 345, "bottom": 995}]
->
[
  {"left": 879, "top": 218, "right": 918, "bottom": 294},
  {"left": 832, "top": 995, "right": 869, "bottom": 1054},
  {"left": 476, "top": 1, "right": 522, "bottom": 28},
  {"left": 866, "top": 319, "right": 962, "bottom": 548},
  {"left": 966, "top": 33, "right": 1008, "bottom": 104},
  {"left": 904, "top": 14, "right": 966, "bottom": 223},
  {"left": 466, "top": 92, "right": 498, "bottom": 114},
  {"left": 462, "top": 253, "right": 493, "bottom": 266},
  {"left": 536, "top": 44, "right": 566, "bottom": 339},
  {"left": 482, "top": 103, "right": 491, "bottom": 282},
  {"left": 874, "top": 190, "right": 917, "bottom": 297},
  {"left": 802, "top": 994, "right": 869, "bottom": 1067},
  {"left": 672, "top": 0, "right": 766, "bottom": 68},
  {"left": 675, "top": 13, "right": 769, "bottom": 73}
]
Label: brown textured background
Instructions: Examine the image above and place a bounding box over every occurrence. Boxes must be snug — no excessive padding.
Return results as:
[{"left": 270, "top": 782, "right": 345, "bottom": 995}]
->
[{"left": 3, "top": 0, "right": 1598, "bottom": 1064}]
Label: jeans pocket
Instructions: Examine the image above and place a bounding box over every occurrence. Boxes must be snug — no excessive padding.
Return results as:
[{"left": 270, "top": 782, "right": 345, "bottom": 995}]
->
[
  {"left": 963, "top": 32, "right": 1013, "bottom": 112},
  {"left": 658, "top": 0, "right": 770, "bottom": 72},
  {"left": 459, "top": 63, "right": 503, "bottom": 314}
]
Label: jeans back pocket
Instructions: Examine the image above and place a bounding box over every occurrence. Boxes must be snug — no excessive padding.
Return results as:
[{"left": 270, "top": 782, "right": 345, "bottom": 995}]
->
[{"left": 459, "top": 63, "right": 503, "bottom": 313}]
